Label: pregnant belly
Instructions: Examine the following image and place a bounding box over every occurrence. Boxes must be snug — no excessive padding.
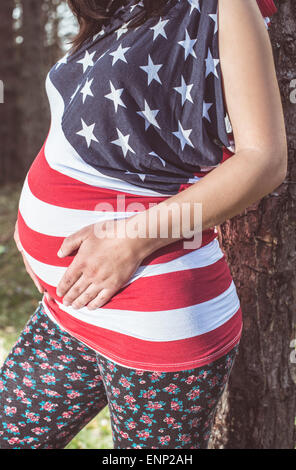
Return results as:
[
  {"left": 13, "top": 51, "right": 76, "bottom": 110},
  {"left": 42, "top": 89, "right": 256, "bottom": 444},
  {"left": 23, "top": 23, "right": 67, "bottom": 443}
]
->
[{"left": 17, "top": 146, "right": 243, "bottom": 370}]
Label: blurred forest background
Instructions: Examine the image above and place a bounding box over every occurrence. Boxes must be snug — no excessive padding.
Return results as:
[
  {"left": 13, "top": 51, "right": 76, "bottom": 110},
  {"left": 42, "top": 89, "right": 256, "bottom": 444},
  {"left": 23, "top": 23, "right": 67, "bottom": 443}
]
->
[{"left": 0, "top": 0, "right": 295, "bottom": 449}]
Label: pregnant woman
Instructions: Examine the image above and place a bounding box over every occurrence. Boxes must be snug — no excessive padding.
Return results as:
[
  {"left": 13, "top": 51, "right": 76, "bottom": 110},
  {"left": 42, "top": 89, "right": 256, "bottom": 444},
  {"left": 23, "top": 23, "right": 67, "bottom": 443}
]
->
[{"left": 0, "top": 0, "right": 287, "bottom": 449}]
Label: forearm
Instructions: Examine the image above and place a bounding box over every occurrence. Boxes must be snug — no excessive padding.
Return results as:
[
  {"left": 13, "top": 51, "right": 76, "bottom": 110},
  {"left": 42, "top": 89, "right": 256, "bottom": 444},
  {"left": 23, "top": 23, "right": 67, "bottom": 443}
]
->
[{"left": 131, "top": 148, "right": 287, "bottom": 258}]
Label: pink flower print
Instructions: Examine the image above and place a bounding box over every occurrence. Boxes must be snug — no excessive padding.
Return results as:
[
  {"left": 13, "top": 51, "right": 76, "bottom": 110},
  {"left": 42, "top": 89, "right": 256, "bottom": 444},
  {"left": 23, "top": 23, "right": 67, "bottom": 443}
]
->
[
  {"left": 119, "top": 377, "right": 132, "bottom": 389},
  {"left": 198, "top": 371, "right": 208, "bottom": 380},
  {"left": 81, "top": 354, "right": 96, "bottom": 362},
  {"left": 41, "top": 374, "right": 56, "bottom": 385},
  {"left": 135, "top": 370, "right": 144, "bottom": 376},
  {"left": 141, "top": 415, "right": 153, "bottom": 425},
  {"left": 6, "top": 360, "right": 15, "bottom": 367},
  {"left": 124, "top": 394, "right": 136, "bottom": 404},
  {"left": 13, "top": 347, "right": 24, "bottom": 356},
  {"left": 147, "top": 401, "right": 163, "bottom": 410},
  {"left": 4, "top": 406, "right": 17, "bottom": 416},
  {"left": 25, "top": 412, "right": 40, "bottom": 423},
  {"left": 186, "top": 388, "right": 201, "bottom": 400},
  {"left": 7, "top": 423, "right": 20, "bottom": 434},
  {"left": 35, "top": 350, "right": 47, "bottom": 359},
  {"left": 67, "top": 372, "right": 82, "bottom": 381},
  {"left": 40, "top": 322, "right": 48, "bottom": 329},
  {"left": 49, "top": 340, "right": 62, "bottom": 349},
  {"left": 179, "top": 434, "right": 191, "bottom": 443},
  {"left": 23, "top": 376, "right": 34, "bottom": 387},
  {"left": 159, "top": 435, "right": 170, "bottom": 445},
  {"left": 20, "top": 362, "right": 32, "bottom": 372},
  {"left": 137, "top": 430, "right": 150, "bottom": 439},
  {"left": 107, "top": 362, "right": 116, "bottom": 372},
  {"left": 21, "top": 398, "right": 31, "bottom": 406},
  {"left": 171, "top": 401, "right": 181, "bottom": 411},
  {"left": 39, "top": 363, "right": 51, "bottom": 370},
  {"left": 44, "top": 389, "right": 61, "bottom": 397},
  {"left": 143, "top": 389, "right": 157, "bottom": 399},
  {"left": 33, "top": 335, "right": 43, "bottom": 343},
  {"left": 127, "top": 421, "right": 136, "bottom": 430},
  {"left": 150, "top": 371, "right": 162, "bottom": 381},
  {"left": 4, "top": 369, "right": 16, "bottom": 380},
  {"left": 62, "top": 411, "right": 73, "bottom": 419},
  {"left": 67, "top": 390, "right": 81, "bottom": 399},
  {"left": 58, "top": 355, "right": 75, "bottom": 363},
  {"left": 8, "top": 437, "right": 20, "bottom": 445},
  {"left": 32, "top": 427, "right": 49, "bottom": 435},
  {"left": 14, "top": 388, "right": 25, "bottom": 398},
  {"left": 164, "top": 383, "right": 179, "bottom": 394},
  {"left": 41, "top": 401, "right": 57, "bottom": 413},
  {"left": 0, "top": 379, "right": 5, "bottom": 391},
  {"left": 164, "top": 416, "right": 175, "bottom": 425},
  {"left": 191, "top": 417, "right": 201, "bottom": 428},
  {"left": 186, "top": 375, "right": 197, "bottom": 384},
  {"left": 47, "top": 329, "right": 55, "bottom": 335},
  {"left": 190, "top": 405, "right": 202, "bottom": 412},
  {"left": 120, "top": 431, "right": 129, "bottom": 439},
  {"left": 112, "top": 387, "right": 120, "bottom": 397}
]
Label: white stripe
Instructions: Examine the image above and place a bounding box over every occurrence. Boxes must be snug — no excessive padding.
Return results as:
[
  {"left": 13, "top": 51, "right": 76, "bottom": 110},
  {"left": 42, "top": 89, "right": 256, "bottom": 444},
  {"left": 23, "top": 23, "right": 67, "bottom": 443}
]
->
[
  {"left": 21, "top": 237, "right": 223, "bottom": 288},
  {"left": 19, "top": 177, "right": 136, "bottom": 237},
  {"left": 42, "top": 281, "right": 240, "bottom": 342},
  {"left": 45, "top": 73, "right": 176, "bottom": 197}
]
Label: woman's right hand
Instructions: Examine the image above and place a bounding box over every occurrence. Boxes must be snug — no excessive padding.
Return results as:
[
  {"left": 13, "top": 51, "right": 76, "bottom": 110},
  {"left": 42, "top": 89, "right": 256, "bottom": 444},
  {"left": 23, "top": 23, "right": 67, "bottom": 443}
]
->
[{"left": 14, "top": 220, "right": 46, "bottom": 296}]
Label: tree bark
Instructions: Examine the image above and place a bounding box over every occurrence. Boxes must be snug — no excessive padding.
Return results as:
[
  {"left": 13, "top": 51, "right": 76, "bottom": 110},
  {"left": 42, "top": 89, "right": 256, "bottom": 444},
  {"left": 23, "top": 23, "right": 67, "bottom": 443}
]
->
[
  {"left": 20, "top": 0, "right": 50, "bottom": 176},
  {"left": 0, "top": 0, "right": 23, "bottom": 183},
  {"left": 210, "top": 0, "right": 296, "bottom": 449}
]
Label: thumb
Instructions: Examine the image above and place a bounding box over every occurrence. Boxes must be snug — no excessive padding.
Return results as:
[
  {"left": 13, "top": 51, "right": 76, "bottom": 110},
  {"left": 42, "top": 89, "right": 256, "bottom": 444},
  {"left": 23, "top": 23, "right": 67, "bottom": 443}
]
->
[{"left": 57, "top": 232, "right": 85, "bottom": 258}]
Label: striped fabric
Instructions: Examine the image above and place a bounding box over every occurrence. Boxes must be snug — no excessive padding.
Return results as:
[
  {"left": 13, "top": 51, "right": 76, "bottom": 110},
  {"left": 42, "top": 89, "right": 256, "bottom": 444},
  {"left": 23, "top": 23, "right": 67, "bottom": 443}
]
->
[{"left": 16, "top": 0, "right": 276, "bottom": 371}]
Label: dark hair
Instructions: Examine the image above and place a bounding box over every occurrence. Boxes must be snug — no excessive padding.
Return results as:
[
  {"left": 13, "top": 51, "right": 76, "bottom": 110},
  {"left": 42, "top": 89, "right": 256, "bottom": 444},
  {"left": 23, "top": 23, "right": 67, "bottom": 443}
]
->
[{"left": 67, "top": 0, "right": 169, "bottom": 52}]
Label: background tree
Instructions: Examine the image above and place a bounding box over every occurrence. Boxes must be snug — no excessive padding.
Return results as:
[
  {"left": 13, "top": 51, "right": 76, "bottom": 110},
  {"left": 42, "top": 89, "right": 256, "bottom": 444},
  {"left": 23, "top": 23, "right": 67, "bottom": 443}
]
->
[
  {"left": 210, "top": 0, "right": 296, "bottom": 449},
  {"left": 0, "top": 0, "right": 22, "bottom": 183}
]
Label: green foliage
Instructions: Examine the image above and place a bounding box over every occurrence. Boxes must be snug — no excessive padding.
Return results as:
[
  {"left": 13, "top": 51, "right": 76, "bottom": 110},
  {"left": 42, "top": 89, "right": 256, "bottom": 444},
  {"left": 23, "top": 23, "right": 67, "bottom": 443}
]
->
[{"left": 0, "top": 184, "right": 113, "bottom": 449}]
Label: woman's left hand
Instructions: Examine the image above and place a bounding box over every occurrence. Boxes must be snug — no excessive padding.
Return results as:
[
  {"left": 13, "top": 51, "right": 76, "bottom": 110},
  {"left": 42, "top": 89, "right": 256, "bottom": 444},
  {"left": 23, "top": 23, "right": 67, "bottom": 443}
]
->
[{"left": 56, "top": 218, "right": 146, "bottom": 310}]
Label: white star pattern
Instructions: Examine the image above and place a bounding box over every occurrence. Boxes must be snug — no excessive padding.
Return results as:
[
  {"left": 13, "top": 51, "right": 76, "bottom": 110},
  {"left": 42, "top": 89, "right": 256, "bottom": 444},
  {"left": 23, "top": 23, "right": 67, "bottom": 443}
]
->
[
  {"left": 111, "top": 129, "right": 135, "bottom": 157},
  {"left": 188, "top": 0, "right": 200, "bottom": 15},
  {"left": 209, "top": 13, "right": 218, "bottom": 34},
  {"left": 77, "top": 50, "right": 96, "bottom": 73},
  {"left": 205, "top": 48, "right": 220, "bottom": 78},
  {"left": 149, "top": 151, "right": 166, "bottom": 167},
  {"left": 140, "top": 54, "right": 163, "bottom": 85},
  {"left": 137, "top": 100, "right": 161, "bottom": 130},
  {"left": 110, "top": 43, "right": 131, "bottom": 65},
  {"left": 178, "top": 29, "right": 198, "bottom": 60},
  {"left": 173, "top": 121, "right": 194, "bottom": 150},
  {"left": 51, "top": 0, "right": 229, "bottom": 193},
  {"left": 174, "top": 75, "right": 194, "bottom": 106},
  {"left": 80, "top": 78, "right": 94, "bottom": 104},
  {"left": 104, "top": 81, "right": 126, "bottom": 112},
  {"left": 203, "top": 101, "right": 213, "bottom": 122},
  {"left": 150, "top": 18, "right": 169, "bottom": 41},
  {"left": 76, "top": 119, "right": 99, "bottom": 148}
]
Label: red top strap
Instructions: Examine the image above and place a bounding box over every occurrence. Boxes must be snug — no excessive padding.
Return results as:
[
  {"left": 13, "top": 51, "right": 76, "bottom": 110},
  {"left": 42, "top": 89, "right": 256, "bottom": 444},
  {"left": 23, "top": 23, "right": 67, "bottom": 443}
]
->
[{"left": 256, "top": 0, "right": 277, "bottom": 17}]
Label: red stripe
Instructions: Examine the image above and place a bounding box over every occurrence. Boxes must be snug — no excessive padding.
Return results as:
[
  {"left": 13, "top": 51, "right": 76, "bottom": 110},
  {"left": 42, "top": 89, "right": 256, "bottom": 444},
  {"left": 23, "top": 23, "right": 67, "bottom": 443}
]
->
[
  {"left": 33, "top": 255, "right": 232, "bottom": 312},
  {"left": 18, "top": 210, "right": 217, "bottom": 268},
  {"left": 256, "top": 0, "right": 277, "bottom": 17},
  {"left": 43, "top": 297, "right": 243, "bottom": 372},
  {"left": 28, "top": 144, "right": 175, "bottom": 210}
]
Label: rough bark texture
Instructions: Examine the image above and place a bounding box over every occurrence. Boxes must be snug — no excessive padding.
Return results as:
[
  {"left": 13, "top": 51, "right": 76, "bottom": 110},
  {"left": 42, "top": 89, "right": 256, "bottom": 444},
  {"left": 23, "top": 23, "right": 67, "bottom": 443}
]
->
[
  {"left": 210, "top": 0, "right": 296, "bottom": 449},
  {"left": 0, "top": 0, "right": 23, "bottom": 183},
  {"left": 20, "top": 0, "right": 50, "bottom": 175}
]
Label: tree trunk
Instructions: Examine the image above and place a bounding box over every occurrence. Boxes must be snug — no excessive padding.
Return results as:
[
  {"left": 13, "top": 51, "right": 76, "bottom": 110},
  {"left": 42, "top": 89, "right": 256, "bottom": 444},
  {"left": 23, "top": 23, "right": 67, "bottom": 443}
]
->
[
  {"left": 210, "top": 0, "right": 296, "bottom": 449},
  {"left": 0, "top": 0, "right": 23, "bottom": 183},
  {"left": 20, "top": 0, "right": 50, "bottom": 175}
]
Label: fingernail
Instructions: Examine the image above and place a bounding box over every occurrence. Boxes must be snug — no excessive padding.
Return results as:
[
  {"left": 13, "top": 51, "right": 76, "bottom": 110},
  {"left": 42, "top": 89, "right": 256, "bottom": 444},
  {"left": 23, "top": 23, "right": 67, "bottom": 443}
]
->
[
  {"left": 63, "top": 300, "right": 70, "bottom": 306},
  {"left": 57, "top": 250, "right": 63, "bottom": 258}
]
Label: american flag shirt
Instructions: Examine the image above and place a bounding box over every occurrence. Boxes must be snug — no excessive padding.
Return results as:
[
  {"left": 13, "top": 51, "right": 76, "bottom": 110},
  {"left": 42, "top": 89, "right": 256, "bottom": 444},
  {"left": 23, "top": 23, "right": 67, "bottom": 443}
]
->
[{"left": 17, "top": 0, "right": 275, "bottom": 371}]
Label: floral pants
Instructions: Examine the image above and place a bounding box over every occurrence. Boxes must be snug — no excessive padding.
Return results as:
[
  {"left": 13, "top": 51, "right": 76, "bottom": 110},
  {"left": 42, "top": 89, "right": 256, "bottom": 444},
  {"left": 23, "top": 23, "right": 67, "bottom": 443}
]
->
[{"left": 0, "top": 304, "right": 239, "bottom": 449}]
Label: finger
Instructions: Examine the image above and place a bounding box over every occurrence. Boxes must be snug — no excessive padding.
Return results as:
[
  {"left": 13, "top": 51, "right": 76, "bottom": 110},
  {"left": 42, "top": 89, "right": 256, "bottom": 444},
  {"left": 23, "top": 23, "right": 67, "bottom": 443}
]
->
[
  {"left": 56, "top": 262, "right": 84, "bottom": 298},
  {"left": 57, "top": 231, "right": 85, "bottom": 258},
  {"left": 87, "top": 288, "right": 113, "bottom": 310},
  {"left": 71, "top": 284, "right": 101, "bottom": 310},
  {"left": 62, "top": 276, "right": 92, "bottom": 307}
]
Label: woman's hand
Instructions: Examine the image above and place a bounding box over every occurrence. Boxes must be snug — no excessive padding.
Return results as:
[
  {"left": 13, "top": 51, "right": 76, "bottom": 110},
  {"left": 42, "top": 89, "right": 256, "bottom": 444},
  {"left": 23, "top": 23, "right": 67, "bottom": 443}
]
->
[{"left": 56, "top": 218, "right": 146, "bottom": 310}]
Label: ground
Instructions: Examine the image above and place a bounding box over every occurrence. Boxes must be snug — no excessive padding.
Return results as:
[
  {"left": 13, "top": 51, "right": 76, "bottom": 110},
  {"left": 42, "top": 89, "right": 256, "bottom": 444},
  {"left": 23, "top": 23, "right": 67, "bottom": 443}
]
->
[{"left": 0, "top": 183, "right": 113, "bottom": 449}]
